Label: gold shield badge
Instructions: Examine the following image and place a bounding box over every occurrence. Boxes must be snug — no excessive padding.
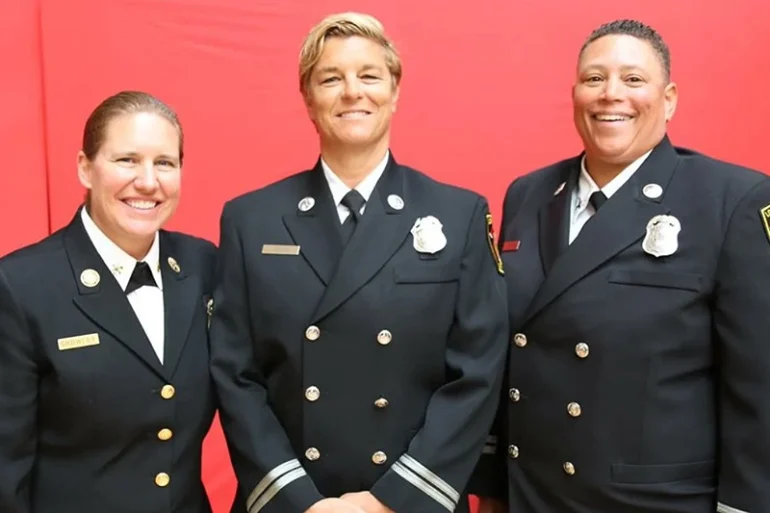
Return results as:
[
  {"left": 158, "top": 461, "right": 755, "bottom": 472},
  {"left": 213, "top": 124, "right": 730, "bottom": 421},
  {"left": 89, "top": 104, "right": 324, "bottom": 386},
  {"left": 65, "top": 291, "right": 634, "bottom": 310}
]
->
[
  {"left": 485, "top": 213, "right": 504, "bottom": 276},
  {"left": 761, "top": 204, "right": 770, "bottom": 244}
]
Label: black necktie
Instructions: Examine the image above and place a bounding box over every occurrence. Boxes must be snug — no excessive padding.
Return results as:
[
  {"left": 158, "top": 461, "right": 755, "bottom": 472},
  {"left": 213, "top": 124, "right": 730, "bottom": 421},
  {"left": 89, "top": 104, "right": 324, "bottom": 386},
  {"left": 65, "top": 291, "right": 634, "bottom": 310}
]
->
[
  {"left": 340, "top": 190, "right": 366, "bottom": 244},
  {"left": 589, "top": 190, "right": 607, "bottom": 212},
  {"left": 125, "top": 261, "right": 158, "bottom": 295}
]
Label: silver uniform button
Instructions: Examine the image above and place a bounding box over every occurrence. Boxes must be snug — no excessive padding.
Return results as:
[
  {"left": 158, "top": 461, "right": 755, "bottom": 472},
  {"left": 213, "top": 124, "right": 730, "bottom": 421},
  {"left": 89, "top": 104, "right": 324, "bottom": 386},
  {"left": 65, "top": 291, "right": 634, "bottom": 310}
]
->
[
  {"left": 567, "top": 402, "right": 582, "bottom": 417},
  {"left": 508, "top": 445, "right": 519, "bottom": 459},
  {"left": 305, "top": 447, "right": 320, "bottom": 461},
  {"left": 305, "top": 386, "right": 320, "bottom": 402},
  {"left": 563, "top": 461, "right": 576, "bottom": 475},
  {"left": 372, "top": 451, "right": 388, "bottom": 465},
  {"left": 513, "top": 333, "right": 527, "bottom": 347},
  {"left": 305, "top": 326, "right": 320, "bottom": 341},
  {"left": 377, "top": 330, "right": 392, "bottom": 346},
  {"left": 509, "top": 388, "right": 521, "bottom": 402},
  {"left": 575, "top": 342, "right": 589, "bottom": 358},
  {"left": 374, "top": 397, "right": 389, "bottom": 408}
]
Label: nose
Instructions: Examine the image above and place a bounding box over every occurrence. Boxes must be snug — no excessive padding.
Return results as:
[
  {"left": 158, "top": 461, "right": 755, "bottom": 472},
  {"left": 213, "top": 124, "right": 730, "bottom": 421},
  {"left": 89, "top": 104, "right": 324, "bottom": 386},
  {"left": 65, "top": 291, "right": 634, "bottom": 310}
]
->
[
  {"left": 134, "top": 160, "right": 159, "bottom": 192},
  {"left": 600, "top": 77, "right": 624, "bottom": 102},
  {"left": 342, "top": 76, "right": 363, "bottom": 100}
]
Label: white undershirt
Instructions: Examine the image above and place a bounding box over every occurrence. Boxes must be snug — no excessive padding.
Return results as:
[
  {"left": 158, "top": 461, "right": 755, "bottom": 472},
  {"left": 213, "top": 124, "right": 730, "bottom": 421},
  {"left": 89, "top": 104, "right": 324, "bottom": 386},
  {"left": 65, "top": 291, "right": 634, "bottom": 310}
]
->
[
  {"left": 80, "top": 207, "right": 165, "bottom": 364},
  {"left": 569, "top": 150, "right": 652, "bottom": 244},
  {"left": 321, "top": 151, "right": 389, "bottom": 224}
]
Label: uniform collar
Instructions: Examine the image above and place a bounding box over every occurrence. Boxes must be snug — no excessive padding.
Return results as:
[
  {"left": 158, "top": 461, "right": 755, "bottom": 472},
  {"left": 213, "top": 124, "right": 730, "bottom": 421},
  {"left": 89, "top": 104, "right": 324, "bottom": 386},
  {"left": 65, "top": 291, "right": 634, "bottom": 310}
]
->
[
  {"left": 80, "top": 207, "right": 163, "bottom": 291},
  {"left": 321, "top": 150, "right": 390, "bottom": 207},
  {"left": 575, "top": 149, "right": 652, "bottom": 210}
]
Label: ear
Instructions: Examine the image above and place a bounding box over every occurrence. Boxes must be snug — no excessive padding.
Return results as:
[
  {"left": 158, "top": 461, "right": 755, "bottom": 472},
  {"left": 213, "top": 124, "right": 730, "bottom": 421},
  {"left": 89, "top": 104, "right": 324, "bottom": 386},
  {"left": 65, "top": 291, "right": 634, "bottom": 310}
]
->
[
  {"left": 663, "top": 82, "right": 678, "bottom": 122},
  {"left": 391, "top": 82, "right": 400, "bottom": 113},
  {"left": 77, "top": 150, "right": 94, "bottom": 190}
]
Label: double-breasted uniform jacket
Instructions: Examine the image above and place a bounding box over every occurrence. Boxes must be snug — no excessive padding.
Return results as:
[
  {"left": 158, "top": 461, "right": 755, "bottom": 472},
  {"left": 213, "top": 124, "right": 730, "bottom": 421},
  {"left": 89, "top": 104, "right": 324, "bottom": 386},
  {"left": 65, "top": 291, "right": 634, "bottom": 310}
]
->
[
  {"left": 0, "top": 209, "right": 217, "bottom": 513},
  {"left": 209, "top": 154, "right": 509, "bottom": 513},
  {"left": 469, "top": 136, "right": 770, "bottom": 513}
]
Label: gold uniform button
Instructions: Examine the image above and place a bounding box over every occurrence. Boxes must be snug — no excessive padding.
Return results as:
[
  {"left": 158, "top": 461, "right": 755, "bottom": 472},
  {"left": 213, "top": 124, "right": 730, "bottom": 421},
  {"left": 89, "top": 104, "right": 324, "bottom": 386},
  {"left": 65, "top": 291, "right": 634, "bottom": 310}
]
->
[
  {"left": 508, "top": 445, "right": 519, "bottom": 459},
  {"left": 513, "top": 333, "right": 527, "bottom": 347},
  {"left": 160, "top": 385, "right": 175, "bottom": 400},
  {"left": 305, "top": 326, "right": 320, "bottom": 341},
  {"left": 155, "top": 472, "right": 170, "bottom": 487},
  {"left": 374, "top": 397, "right": 389, "bottom": 408},
  {"left": 509, "top": 388, "right": 521, "bottom": 402},
  {"left": 575, "top": 343, "right": 590, "bottom": 358},
  {"left": 377, "top": 330, "right": 392, "bottom": 345},
  {"left": 372, "top": 451, "right": 388, "bottom": 465},
  {"left": 305, "top": 447, "right": 320, "bottom": 461},
  {"left": 567, "top": 402, "right": 582, "bottom": 417},
  {"left": 563, "top": 462, "right": 576, "bottom": 475},
  {"left": 305, "top": 386, "right": 320, "bottom": 402},
  {"left": 157, "top": 428, "right": 173, "bottom": 441}
]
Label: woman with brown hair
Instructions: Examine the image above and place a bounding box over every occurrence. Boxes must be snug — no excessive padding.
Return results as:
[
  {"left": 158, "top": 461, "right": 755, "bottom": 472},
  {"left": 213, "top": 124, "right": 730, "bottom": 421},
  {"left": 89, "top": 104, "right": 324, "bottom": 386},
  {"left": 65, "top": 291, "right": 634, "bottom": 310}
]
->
[{"left": 0, "top": 90, "right": 217, "bottom": 513}]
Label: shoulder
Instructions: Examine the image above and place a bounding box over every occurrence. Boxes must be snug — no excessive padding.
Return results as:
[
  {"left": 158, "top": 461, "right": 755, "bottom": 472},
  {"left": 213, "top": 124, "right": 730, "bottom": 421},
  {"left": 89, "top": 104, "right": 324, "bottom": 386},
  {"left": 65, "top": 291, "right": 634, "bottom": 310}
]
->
[
  {"left": 0, "top": 229, "right": 67, "bottom": 279},
  {"left": 673, "top": 146, "right": 768, "bottom": 197},
  {"left": 222, "top": 169, "right": 313, "bottom": 220},
  {"left": 401, "top": 164, "right": 487, "bottom": 211},
  {"left": 161, "top": 231, "right": 217, "bottom": 270}
]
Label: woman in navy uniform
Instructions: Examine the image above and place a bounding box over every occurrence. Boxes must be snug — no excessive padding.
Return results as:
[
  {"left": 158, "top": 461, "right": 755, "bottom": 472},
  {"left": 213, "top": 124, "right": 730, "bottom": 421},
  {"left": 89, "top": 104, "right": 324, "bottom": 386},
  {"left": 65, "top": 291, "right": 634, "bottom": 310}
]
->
[
  {"left": 210, "top": 12, "right": 509, "bottom": 513},
  {"left": 0, "top": 91, "right": 217, "bottom": 513}
]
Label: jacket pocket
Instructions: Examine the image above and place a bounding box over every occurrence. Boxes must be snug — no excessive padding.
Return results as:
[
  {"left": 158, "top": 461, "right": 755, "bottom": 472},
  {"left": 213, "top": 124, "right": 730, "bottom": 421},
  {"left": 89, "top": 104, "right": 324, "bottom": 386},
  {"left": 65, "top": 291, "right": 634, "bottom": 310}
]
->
[
  {"left": 394, "top": 264, "right": 461, "bottom": 284},
  {"left": 608, "top": 269, "right": 702, "bottom": 292},
  {"left": 611, "top": 459, "right": 715, "bottom": 484}
]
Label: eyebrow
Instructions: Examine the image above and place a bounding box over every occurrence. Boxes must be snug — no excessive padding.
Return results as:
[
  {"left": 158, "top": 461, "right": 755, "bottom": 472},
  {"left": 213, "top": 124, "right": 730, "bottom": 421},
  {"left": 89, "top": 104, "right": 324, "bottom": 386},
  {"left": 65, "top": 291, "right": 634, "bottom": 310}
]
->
[{"left": 316, "top": 64, "right": 384, "bottom": 74}]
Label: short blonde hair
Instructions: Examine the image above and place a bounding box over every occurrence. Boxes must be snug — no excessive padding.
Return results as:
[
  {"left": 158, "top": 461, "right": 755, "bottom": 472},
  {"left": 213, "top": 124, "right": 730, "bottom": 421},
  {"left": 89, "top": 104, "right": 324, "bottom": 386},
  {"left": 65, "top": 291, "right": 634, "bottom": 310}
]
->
[{"left": 299, "top": 12, "right": 402, "bottom": 96}]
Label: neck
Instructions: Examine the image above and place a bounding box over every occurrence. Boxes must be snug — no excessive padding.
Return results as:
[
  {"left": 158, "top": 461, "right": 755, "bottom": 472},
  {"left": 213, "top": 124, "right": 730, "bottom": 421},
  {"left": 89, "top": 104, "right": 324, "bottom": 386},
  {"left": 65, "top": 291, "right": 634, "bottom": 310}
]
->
[
  {"left": 583, "top": 156, "right": 627, "bottom": 189},
  {"left": 320, "top": 138, "right": 389, "bottom": 189},
  {"left": 87, "top": 206, "right": 154, "bottom": 261}
]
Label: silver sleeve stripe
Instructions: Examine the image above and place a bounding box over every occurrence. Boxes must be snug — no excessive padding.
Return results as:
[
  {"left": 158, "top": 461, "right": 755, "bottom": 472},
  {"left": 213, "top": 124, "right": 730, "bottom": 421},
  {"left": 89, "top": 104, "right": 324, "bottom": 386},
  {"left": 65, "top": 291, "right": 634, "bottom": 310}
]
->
[
  {"left": 249, "top": 468, "right": 307, "bottom": 513},
  {"left": 392, "top": 462, "right": 455, "bottom": 512},
  {"left": 246, "top": 459, "right": 302, "bottom": 512},
  {"left": 399, "top": 454, "right": 460, "bottom": 503},
  {"left": 717, "top": 503, "right": 750, "bottom": 513},
  {"left": 482, "top": 445, "right": 496, "bottom": 455}
]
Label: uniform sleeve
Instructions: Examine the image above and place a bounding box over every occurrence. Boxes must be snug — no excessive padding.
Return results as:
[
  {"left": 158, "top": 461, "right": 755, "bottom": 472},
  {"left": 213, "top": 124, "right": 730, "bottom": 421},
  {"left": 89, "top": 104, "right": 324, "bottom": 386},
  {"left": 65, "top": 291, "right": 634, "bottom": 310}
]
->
[
  {"left": 465, "top": 180, "right": 523, "bottom": 503},
  {"left": 209, "top": 203, "right": 324, "bottom": 513},
  {"left": 0, "top": 266, "right": 36, "bottom": 513},
  {"left": 713, "top": 177, "right": 770, "bottom": 513},
  {"left": 370, "top": 197, "right": 509, "bottom": 513}
]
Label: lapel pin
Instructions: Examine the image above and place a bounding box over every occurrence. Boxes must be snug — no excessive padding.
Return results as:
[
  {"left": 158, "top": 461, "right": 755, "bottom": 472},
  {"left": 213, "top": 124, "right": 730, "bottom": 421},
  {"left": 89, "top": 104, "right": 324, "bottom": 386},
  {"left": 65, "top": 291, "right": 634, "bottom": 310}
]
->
[
  {"left": 298, "top": 197, "right": 315, "bottom": 212},
  {"left": 554, "top": 182, "right": 566, "bottom": 196},
  {"left": 167, "top": 257, "right": 181, "bottom": 273},
  {"left": 387, "top": 194, "right": 404, "bottom": 210},
  {"left": 111, "top": 264, "right": 124, "bottom": 275},
  {"left": 642, "top": 214, "right": 681, "bottom": 258},
  {"left": 80, "top": 269, "right": 100, "bottom": 287},
  {"left": 643, "top": 183, "right": 663, "bottom": 199}
]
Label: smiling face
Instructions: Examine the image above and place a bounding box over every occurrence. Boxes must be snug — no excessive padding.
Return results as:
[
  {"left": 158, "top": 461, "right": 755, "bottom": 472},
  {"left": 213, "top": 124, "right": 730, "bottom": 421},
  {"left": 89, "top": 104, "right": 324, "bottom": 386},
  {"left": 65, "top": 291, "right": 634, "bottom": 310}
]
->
[
  {"left": 77, "top": 111, "right": 181, "bottom": 258},
  {"left": 304, "top": 35, "right": 399, "bottom": 151},
  {"left": 572, "top": 34, "right": 677, "bottom": 167}
]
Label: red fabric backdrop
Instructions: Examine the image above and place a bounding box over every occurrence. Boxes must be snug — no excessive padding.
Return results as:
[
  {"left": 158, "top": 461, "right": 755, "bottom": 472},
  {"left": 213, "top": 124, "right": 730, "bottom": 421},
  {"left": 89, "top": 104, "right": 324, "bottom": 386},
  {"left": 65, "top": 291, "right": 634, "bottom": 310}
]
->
[{"left": 3, "top": 0, "right": 770, "bottom": 511}]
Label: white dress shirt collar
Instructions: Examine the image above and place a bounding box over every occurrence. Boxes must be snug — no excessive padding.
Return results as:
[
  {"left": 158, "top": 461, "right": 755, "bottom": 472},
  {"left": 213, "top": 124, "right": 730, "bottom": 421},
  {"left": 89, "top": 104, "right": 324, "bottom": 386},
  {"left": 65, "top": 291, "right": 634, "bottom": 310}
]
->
[
  {"left": 80, "top": 207, "right": 163, "bottom": 291},
  {"left": 575, "top": 149, "right": 652, "bottom": 211},
  {"left": 321, "top": 150, "right": 390, "bottom": 208}
]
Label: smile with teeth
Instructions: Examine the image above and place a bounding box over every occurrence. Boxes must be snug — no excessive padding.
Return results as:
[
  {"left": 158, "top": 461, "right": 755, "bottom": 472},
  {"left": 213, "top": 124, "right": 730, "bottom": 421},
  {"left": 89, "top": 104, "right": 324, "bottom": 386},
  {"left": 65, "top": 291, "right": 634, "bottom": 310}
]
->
[
  {"left": 124, "top": 199, "right": 158, "bottom": 210},
  {"left": 593, "top": 114, "right": 633, "bottom": 122},
  {"left": 338, "top": 110, "right": 371, "bottom": 118}
]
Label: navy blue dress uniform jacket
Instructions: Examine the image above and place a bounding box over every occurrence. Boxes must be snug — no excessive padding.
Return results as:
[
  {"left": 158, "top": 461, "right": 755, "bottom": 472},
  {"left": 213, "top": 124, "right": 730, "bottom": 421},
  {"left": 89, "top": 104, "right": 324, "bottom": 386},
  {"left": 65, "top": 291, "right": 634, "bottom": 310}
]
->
[
  {"left": 0, "top": 210, "right": 217, "bottom": 513},
  {"left": 469, "top": 136, "right": 770, "bottom": 513},
  {"left": 209, "top": 154, "right": 509, "bottom": 513}
]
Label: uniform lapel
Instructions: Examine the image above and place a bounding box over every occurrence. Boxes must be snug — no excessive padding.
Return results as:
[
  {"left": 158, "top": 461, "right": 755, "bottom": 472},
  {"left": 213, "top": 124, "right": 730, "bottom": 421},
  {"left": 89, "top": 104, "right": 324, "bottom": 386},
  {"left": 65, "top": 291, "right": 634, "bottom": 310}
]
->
[
  {"left": 524, "top": 137, "right": 679, "bottom": 323},
  {"left": 158, "top": 233, "right": 198, "bottom": 378},
  {"left": 538, "top": 164, "right": 579, "bottom": 274},
  {"left": 312, "top": 155, "right": 413, "bottom": 322},
  {"left": 282, "top": 160, "right": 343, "bottom": 285},
  {"left": 64, "top": 210, "right": 165, "bottom": 378}
]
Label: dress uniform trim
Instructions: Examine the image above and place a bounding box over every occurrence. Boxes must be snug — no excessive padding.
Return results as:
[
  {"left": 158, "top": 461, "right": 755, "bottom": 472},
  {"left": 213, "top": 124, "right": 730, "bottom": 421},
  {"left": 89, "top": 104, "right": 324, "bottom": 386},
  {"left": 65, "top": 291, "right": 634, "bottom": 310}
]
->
[
  {"left": 717, "top": 502, "right": 749, "bottom": 513},
  {"left": 391, "top": 454, "right": 460, "bottom": 511},
  {"left": 246, "top": 459, "right": 306, "bottom": 513},
  {"left": 392, "top": 462, "right": 455, "bottom": 512}
]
